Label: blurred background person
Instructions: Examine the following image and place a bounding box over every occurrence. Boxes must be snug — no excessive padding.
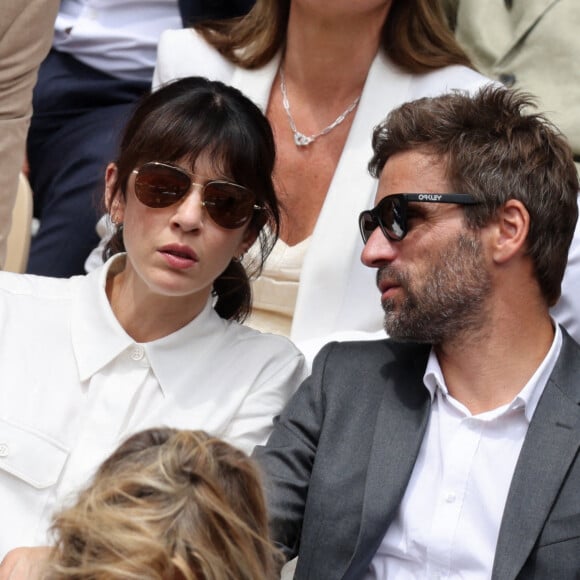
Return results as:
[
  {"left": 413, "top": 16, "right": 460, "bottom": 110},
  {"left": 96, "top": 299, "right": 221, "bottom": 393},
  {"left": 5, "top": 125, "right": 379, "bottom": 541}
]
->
[
  {"left": 0, "top": 0, "right": 58, "bottom": 268},
  {"left": 441, "top": 0, "right": 579, "bottom": 172},
  {"left": 25, "top": 0, "right": 256, "bottom": 278},
  {"left": 150, "top": 0, "right": 492, "bottom": 362},
  {"left": 46, "top": 428, "right": 282, "bottom": 580}
]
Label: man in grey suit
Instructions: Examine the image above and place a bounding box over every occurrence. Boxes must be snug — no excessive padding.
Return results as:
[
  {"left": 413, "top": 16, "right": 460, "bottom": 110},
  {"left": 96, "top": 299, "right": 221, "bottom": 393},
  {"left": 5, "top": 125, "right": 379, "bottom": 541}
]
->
[{"left": 254, "top": 85, "right": 580, "bottom": 579}]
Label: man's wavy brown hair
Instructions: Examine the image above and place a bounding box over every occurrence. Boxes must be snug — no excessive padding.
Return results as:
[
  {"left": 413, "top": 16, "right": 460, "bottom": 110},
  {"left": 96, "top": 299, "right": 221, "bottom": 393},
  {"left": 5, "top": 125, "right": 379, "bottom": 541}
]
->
[{"left": 369, "top": 86, "right": 579, "bottom": 306}]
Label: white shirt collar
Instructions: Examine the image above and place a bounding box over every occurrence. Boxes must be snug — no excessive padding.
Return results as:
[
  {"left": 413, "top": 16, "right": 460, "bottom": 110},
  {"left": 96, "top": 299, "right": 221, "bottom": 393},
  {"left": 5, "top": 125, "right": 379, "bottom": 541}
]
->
[
  {"left": 71, "top": 254, "right": 229, "bottom": 393},
  {"left": 423, "top": 323, "right": 562, "bottom": 422}
]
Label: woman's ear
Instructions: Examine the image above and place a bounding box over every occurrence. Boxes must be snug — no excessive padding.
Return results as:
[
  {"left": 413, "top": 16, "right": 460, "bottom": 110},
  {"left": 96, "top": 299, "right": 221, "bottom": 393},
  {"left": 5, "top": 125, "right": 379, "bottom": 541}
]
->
[
  {"left": 104, "top": 163, "right": 125, "bottom": 224},
  {"left": 491, "top": 199, "right": 530, "bottom": 264},
  {"left": 236, "top": 227, "right": 259, "bottom": 260}
]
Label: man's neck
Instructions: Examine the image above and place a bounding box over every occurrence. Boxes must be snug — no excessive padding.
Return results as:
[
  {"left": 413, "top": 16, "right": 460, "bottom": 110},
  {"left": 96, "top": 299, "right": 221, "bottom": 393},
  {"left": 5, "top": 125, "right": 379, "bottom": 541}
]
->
[{"left": 434, "top": 312, "right": 556, "bottom": 415}]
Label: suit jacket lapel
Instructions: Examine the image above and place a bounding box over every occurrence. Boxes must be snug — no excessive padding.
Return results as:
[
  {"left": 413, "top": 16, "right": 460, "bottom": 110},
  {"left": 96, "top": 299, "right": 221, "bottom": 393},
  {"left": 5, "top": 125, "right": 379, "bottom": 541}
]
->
[
  {"left": 343, "top": 347, "right": 431, "bottom": 579},
  {"left": 492, "top": 331, "right": 580, "bottom": 579},
  {"left": 496, "top": 0, "right": 559, "bottom": 64}
]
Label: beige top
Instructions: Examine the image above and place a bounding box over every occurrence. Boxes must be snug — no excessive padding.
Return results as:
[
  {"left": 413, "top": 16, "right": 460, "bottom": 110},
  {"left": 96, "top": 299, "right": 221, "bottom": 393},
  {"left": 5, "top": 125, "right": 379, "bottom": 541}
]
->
[{"left": 247, "top": 237, "right": 310, "bottom": 337}]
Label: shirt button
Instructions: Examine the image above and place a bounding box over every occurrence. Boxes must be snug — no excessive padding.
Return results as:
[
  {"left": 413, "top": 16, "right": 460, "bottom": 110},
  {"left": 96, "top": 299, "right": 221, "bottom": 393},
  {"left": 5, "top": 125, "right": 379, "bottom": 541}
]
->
[
  {"left": 130, "top": 345, "right": 144, "bottom": 361},
  {"left": 498, "top": 73, "right": 516, "bottom": 87},
  {"left": 0, "top": 443, "right": 9, "bottom": 457},
  {"left": 445, "top": 492, "right": 456, "bottom": 503}
]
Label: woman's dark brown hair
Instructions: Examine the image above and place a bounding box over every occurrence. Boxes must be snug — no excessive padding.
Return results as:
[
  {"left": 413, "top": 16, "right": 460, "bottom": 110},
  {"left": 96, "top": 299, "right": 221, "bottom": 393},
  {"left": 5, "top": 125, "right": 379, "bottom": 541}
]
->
[{"left": 104, "top": 76, "right": 279, "bottom": 321}]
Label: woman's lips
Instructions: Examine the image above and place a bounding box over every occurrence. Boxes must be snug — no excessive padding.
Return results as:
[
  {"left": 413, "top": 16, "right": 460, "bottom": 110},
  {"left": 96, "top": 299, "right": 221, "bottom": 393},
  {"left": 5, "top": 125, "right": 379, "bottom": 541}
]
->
[{"left": 158, "top": 244, "right": 199, "bottom": 269}]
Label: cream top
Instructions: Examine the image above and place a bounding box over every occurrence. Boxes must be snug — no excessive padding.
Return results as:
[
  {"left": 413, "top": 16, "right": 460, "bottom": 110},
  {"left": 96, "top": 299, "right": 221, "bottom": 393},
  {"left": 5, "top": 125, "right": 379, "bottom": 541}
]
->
[{"left": 247, "top": 237, "right": 310, "bottom": 337}]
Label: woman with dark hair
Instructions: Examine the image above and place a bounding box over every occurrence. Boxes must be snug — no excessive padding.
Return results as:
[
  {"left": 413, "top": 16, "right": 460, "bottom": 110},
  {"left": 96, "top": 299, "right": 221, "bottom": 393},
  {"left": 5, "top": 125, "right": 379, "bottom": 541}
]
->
[
  {"left": 46, "top": 428, "right": 282, "bottom": 580},
  {"left": 0, "top": 76, "right": 306, "bottom": 566},
  {"left": 150, "top": 0, "right": 493, "bottom": 362}
]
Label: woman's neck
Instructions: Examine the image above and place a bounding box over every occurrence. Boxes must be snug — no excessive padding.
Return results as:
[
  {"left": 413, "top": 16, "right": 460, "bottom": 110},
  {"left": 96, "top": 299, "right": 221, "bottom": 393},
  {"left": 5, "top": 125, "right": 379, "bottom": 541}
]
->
[
  {"left": 283, "top": 2, "right": 390, "bottom": 100},
  {"left": 106, "top": 259, "right": 210, "bottom": 343}
]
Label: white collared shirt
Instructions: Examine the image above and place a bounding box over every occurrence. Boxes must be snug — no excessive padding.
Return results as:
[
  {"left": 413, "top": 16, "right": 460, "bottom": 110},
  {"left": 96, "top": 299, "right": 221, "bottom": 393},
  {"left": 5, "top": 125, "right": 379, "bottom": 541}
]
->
[
  {"left": 0, "top": 255, "right": 306, "bottom": 557},
  {"left": 53, "top": 0, "right": 182, "bottom": 81},
  {"left": 366, "top": 325, "right": 562, "bottom": 579}
]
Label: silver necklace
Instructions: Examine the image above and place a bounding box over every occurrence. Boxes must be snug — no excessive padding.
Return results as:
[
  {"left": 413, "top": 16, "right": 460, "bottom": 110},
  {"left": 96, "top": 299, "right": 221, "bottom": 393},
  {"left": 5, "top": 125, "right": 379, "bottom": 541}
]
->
[{"left": 279, "top": 66, "right": 361, "bottom": 147}]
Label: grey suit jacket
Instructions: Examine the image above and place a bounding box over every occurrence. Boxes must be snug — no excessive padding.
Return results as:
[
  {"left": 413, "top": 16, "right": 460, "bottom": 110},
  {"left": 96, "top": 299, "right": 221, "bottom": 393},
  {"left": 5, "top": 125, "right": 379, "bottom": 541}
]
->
[{"left": 254, "top": 330, "right": 580, "bottom": 579}]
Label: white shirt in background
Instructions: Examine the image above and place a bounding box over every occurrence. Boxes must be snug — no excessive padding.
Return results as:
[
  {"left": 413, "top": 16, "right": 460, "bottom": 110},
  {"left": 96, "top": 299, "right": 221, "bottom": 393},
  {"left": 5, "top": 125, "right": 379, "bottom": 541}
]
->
[
  {"left": 366, "top": 325, "right": 562, "bottom": 579},
  {"left": 53, "top": 0, "right": 182, "bottom": 81}
]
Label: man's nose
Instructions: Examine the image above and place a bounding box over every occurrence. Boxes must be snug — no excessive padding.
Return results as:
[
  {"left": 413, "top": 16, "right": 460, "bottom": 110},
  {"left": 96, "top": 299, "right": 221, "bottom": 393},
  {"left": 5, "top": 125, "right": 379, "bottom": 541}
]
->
[{"left": 361, "top": 227, "right": 398, "bottom": 268}]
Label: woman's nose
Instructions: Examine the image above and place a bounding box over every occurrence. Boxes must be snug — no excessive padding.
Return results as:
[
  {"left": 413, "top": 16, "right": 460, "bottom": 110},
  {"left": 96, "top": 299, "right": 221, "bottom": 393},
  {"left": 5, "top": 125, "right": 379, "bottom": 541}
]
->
[{"left": 171, "top": 186, "right": 205, "bottom": 230}]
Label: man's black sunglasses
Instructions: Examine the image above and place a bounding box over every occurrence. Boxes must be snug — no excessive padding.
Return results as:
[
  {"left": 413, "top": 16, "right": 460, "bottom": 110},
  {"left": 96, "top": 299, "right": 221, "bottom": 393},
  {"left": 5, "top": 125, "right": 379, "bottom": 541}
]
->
[{"left": 358, "top": 193, "right": 479, "bottom": 243}]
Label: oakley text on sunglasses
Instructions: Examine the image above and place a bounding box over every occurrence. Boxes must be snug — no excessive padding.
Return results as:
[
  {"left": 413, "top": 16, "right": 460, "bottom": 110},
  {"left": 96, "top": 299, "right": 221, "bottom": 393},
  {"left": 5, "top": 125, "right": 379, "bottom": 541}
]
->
[
  {"left": 132, "top": 162, "right": 263, "bottom": 229},
  {"left": 358, "top": 193, "right": 479, "bottom": 243}
]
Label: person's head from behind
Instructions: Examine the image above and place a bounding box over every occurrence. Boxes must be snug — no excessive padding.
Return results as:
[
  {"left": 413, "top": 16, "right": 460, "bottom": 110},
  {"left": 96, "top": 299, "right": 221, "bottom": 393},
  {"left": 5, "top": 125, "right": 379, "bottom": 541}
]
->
[
  {"left": 104, "top": 76, "right": 279, "bottom": 321},
  {"left": 360, "top": 85, "right": 578, "bottom": 343},
  {"left": 47, "top": 428, "right": 281, "bottom": 580}
]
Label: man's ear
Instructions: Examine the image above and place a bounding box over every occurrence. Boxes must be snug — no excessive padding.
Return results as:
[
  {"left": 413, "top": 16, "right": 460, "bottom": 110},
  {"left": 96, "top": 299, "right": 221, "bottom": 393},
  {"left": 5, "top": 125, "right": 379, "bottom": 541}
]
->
[
  {"left": 491, "top": 199, "right": 530, "bottom": 264},
  {"left": 104, "top": 163, "right": 125, "bottom": 224}
]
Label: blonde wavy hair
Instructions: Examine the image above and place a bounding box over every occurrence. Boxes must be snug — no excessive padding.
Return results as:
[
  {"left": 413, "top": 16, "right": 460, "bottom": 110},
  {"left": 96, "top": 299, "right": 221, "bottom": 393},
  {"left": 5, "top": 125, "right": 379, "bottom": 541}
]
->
[{"left": 46, "top": 428, "right": 282, "bottom": 580}]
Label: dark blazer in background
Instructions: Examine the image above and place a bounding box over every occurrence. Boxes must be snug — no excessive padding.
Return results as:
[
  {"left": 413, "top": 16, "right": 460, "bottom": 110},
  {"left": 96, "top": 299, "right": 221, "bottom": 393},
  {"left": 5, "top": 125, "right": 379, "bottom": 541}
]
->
[
  {"left": 179, "top": 0, "right": 256, "bottom": 25},
  {"left": 254, "top": 330, "right": 580, "bottom": 579}
]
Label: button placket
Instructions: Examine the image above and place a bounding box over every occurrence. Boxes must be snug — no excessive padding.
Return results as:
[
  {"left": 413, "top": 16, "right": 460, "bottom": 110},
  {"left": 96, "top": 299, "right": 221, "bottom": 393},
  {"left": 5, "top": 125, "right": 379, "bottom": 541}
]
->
[{"left": 130, "top": 345, "right": 144, "bottom": 361}]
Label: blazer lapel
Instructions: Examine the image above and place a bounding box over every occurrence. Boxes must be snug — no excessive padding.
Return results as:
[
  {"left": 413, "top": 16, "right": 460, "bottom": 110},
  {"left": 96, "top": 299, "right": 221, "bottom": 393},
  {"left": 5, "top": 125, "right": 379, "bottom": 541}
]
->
[
  {"left": 492, "top": 331, "right": 580, "bottom": 579},
  {"left": 230, "top": 53, "right": 281, "bottom": 112},
  {"left": 342, "top": 347, "right": 431, "bottom": 579},
  {"left": 291, "top": 53, "right": 413, "bottom": 342},
  {"left": 230, "top": 52, "right": 413, "bottom": 343}
]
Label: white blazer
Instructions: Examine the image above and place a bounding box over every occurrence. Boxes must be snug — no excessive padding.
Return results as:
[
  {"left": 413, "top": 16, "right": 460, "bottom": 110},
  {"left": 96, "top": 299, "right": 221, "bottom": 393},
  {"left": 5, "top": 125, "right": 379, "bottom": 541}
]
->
[{"left": 154, "top": 29, "right": 493, "bottom": 361}]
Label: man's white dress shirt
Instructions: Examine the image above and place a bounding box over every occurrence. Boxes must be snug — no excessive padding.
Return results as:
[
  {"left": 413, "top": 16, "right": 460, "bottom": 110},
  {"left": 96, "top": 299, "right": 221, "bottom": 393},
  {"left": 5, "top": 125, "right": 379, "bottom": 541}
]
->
[
  {"left": 53, "top": 0, "right": 182, "bottom": 81},
  {"left": 0, "top": 255, "right": 306, "bottom": 556},
  {"left": 366, "top": 325, "right": 562, "bottom": 579}
]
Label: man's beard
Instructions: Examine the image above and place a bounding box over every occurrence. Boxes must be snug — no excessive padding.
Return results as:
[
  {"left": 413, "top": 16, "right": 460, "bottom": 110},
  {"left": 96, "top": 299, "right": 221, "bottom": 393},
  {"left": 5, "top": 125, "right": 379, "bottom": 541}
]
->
[{"left": 379, "top": 231, "right": 491, "bottom": 345}]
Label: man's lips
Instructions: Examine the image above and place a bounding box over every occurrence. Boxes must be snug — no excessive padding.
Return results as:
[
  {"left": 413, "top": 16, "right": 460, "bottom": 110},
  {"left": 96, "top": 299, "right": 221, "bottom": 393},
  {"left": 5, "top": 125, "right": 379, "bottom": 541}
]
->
[
  {"left": 377, "top": 269, "right": 403, "bottom": 300},
  {"left": 378, "top": 281, "right": 401, "bottom": 301}
]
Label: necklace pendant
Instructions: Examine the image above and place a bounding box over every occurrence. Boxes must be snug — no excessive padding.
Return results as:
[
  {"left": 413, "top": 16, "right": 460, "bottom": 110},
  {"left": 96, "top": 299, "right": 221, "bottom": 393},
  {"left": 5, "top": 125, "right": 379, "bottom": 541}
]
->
[
  {"left": 294, "top": 132, "right": 313, "bottom": 147},
  {"left": 280, "top": 65, "right": 361, "bottom": 149}
]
